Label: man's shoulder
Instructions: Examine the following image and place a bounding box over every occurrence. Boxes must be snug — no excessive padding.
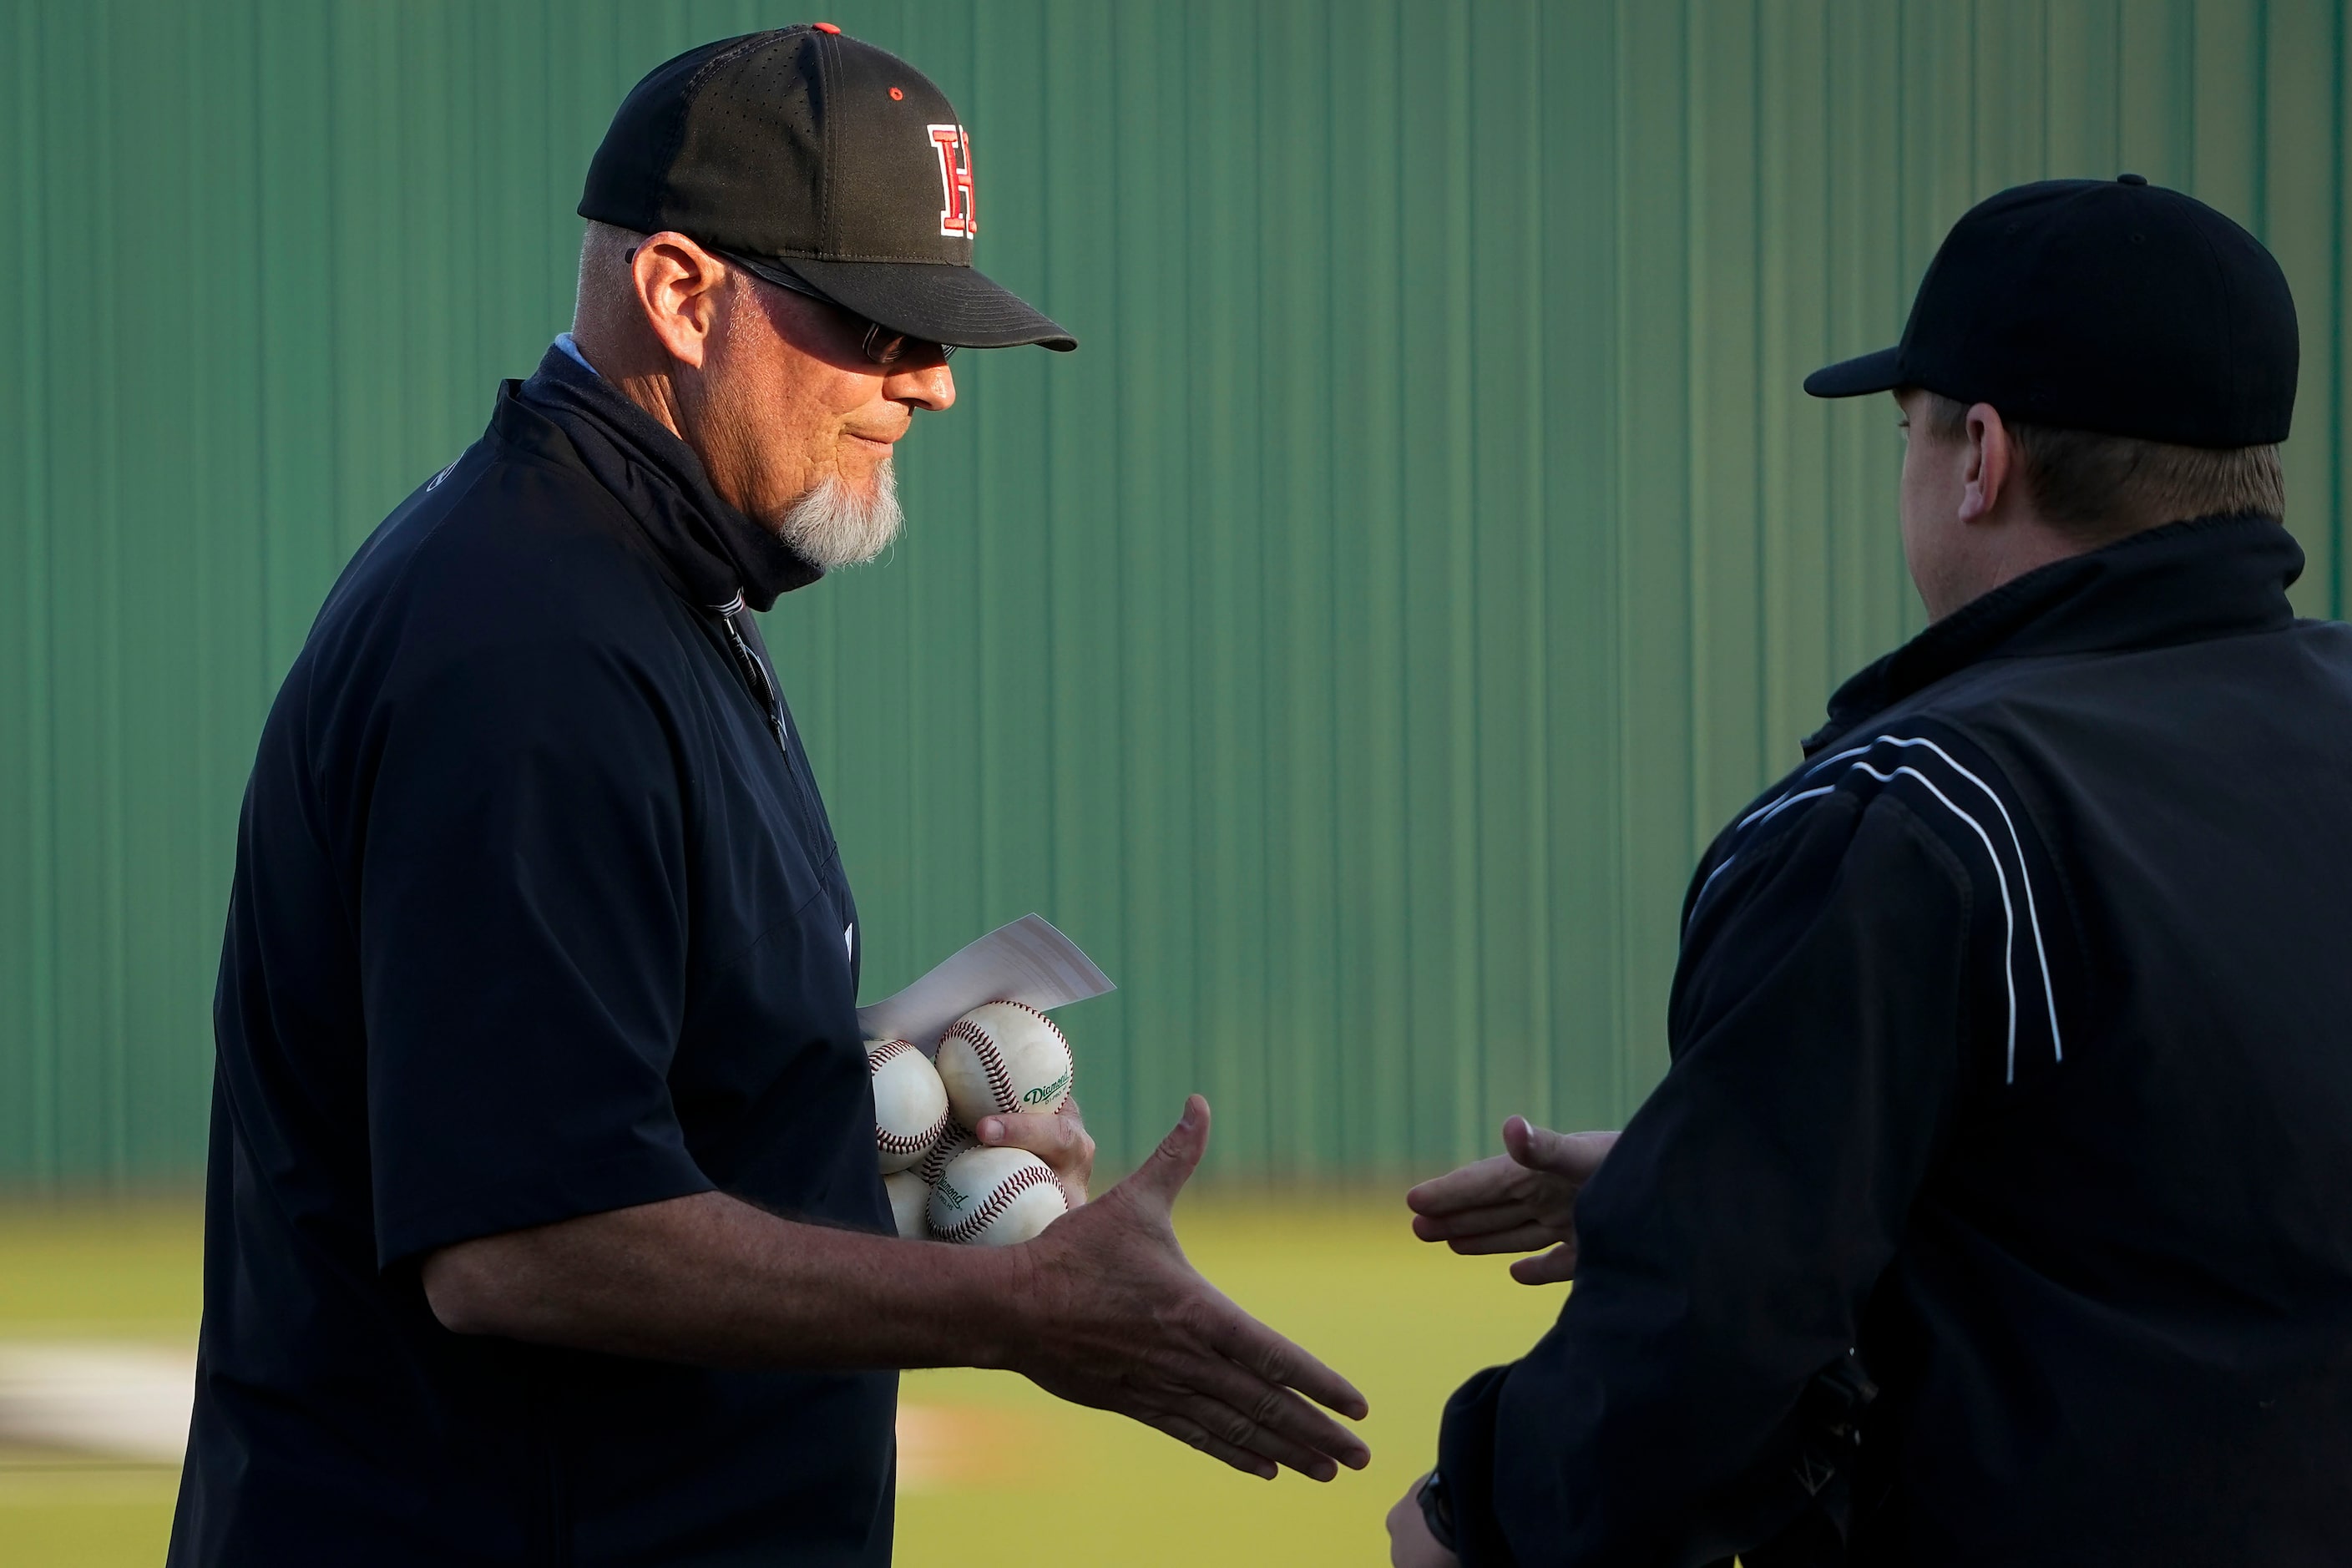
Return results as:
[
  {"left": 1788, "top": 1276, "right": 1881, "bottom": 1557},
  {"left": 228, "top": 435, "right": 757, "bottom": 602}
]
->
[
  {"left": 1723, "top": 706, "right": 2023, "bottom": 849},
  {"left": 1820, "top": 616, "right": 2352, "bottom": 851},
  {"left": 1899, "top": 612, "right": 2352, "bottom": 741},
  {"left": 271, "top": 419, "right": 721, "bottom": 798},
  {"left": 1689, "top": 715, "right": 2031, "bottom": 953},
  {"left": 316, "top": 429, "right": 688, "bottom": 680}
]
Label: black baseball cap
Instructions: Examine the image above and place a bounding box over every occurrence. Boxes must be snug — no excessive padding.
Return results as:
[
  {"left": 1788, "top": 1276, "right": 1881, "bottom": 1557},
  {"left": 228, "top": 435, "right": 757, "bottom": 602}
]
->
[
  {"left": 580, "top": 24, "right": 1075, "bottom": 352},
  {"left": 1806, "top": 175, "right": 2294, "bottom": 446}
]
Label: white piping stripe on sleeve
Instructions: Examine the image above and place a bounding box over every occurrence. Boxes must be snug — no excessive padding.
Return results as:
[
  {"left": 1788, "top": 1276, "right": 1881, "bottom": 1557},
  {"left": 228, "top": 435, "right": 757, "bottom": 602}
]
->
[
  {"left": 1720, "top": 731, "right": 2061, "bottom": 1080},
  {"left": 1748, "top": 783, "right": 1839, "bottom": 831},
  {"left": 1852, "top": 761, "right": 2024, "bottom": 1081},
  {"left": 1869, "top": 736, "right": 2063, "bottom": 1065},
  {"left": 1736, "top": 743, "right": 1874, "bottom": 830},
  {"left": 1803, "top": 741, "right": 1879, "bottom": 780}
]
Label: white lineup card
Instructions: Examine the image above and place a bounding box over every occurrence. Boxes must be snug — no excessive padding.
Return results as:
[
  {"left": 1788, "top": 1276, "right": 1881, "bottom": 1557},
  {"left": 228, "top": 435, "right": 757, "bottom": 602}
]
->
[{"left": 854, "top": 913, "right": 1115, "bottom": 1055}]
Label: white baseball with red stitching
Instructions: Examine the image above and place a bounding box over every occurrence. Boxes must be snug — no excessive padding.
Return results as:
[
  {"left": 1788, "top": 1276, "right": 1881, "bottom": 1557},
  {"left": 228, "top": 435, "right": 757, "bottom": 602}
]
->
[
  {"left": 934, "top": 1001, "right": 1074, "bottom": 1131},
  {"left": 883, "top": 1170, "right": 931, "bottom": 1239},
  {"left": 867, "top": 1038, "right": 949, "bottom": 1174},
  {"left": 914, "top": 1125, "right": 979, "bottom": 1186},
  {"left": 926, "top": 1147, "right": 1069, "bottom": 1247}
]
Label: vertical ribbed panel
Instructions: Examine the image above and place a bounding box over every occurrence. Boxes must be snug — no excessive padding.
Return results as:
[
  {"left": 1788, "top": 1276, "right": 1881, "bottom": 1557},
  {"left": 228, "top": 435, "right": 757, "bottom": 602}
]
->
[{"left": 3, "top": 1, "right": 2347, "bottom": 1186}]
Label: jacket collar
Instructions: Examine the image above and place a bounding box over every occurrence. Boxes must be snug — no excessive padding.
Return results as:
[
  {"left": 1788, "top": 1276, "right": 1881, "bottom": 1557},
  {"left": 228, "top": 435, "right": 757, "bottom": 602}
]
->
[
  {"left": 1807, "top": 512, "right": 2305, "bottom": 754},
  {"left": 504, "top": 341, "right": 821, "bottom": 611}
]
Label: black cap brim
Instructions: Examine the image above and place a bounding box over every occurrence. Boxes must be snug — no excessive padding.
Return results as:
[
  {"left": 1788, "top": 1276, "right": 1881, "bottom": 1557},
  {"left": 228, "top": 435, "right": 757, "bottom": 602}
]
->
[
  {"left": 1802, "top": 345, "right": 1904, "bottom": 398},
  {"left": 749, "top": 255, "right": 1075, "bottom": 352}
]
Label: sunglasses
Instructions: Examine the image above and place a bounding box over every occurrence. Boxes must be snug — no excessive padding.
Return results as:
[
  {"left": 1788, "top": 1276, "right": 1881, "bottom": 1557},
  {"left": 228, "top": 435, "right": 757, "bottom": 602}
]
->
[{"left": 624, "top": 241, "right": 956, "bottom": 367}]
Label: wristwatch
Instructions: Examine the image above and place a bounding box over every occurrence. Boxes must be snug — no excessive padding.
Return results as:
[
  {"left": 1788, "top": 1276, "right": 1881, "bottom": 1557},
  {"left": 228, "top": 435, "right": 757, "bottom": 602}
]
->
[{"left": 1419, "top": 1468, "right": 1459, "bottom": 1551}]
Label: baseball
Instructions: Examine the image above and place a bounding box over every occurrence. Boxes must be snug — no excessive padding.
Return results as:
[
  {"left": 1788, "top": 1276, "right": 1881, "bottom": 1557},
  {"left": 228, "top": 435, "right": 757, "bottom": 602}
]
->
[
  {"left": 867, "top": 1038, "right": 949, "bottom": 1174},
  {"left": 882, "top": 1170, "right": 931, "bottom": 1240},
  {"left": 935, "top": 1001, "right": 1074, "bottom": 1130},
  {"left": 914, "top": 1124, "right": 979, "bottom": 1187},
  {"left": 927, "top": 1147, "right": 1070, "bottom": 1247}
]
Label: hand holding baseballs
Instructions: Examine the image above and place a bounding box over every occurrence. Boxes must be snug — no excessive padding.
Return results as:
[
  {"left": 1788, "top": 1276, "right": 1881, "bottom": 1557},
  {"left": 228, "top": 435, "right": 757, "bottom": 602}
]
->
[
  {"left": 1007, "top": 1095, "right": 1372, "bottom": 1483},
  {"left": 870, "top": 1000, "right": 1092, "bottom": 1243},
  {"left": 1404, "top": 1115, "right": 1619, "bottom": 1285},
  {"left": 974, "top": 1105, "right": 1095, "bottom": 1202}
]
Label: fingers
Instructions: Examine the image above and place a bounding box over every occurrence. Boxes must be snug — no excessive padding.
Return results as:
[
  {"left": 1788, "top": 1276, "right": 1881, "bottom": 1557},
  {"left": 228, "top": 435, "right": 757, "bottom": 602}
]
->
[
  {"left": 1410, "top": 1200, "right": 1540, "bottom": 1243},
  {"left": 1147, "top": 1409, "right": 1277, "bottom": 1481},
  {"left": 1443, "top": 1222, "right": 1563, "bottom": 1257},
  {"left": 976, "top": 1105, "right": 1096, "bottom": 1194},
  {"left": 1504, "top": 1118, "right": 1618, "bottom": 1180},
  {"left": 1510, "top": 1242, "right": 1580, "bottom": 1285},
  {"left": 1404, "top": 1154, "right": 1524, "bottom": 1217},
  {"left": 1181, "top": 1340, "right": 1372, "bottom": 1470},
  {"left": 1143, "top": 1357, "right": 1372, "bottom": 1484},
  {"left": 1501, "top": 1115, "right": 1551, "bottom": 1169},
  {"left": 1165, "top": 1382, "right": 1353, "bottom": 1481},
  {"left": 975, "top": 1110, "right": 1075, "bottom": 1156},
  {"left": 1207, "top": 1307, "right": 1371, "bottom": 1425},
  {"left": 1125, "top": 1095, "right": 1210, "bottom": 1209}
]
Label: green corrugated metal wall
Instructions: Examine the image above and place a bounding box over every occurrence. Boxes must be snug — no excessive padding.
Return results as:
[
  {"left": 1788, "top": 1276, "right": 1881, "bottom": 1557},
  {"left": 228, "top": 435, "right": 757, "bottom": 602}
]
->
[{"left": 4, "top": 1, "right": 2347, "bottom": 1188}]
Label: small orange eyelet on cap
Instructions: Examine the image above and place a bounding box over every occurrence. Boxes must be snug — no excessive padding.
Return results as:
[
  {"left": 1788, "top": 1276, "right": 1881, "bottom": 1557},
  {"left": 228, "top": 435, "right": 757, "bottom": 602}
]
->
[
  {"left": 889, "top": 87, "right": 904, "bottom": 100},
  {"left": 812, "top": 21, "right": 840, "bottom": 33}
]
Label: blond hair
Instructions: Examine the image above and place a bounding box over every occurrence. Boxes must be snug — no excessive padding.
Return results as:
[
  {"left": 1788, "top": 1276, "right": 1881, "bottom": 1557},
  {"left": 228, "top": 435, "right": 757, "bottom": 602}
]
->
[{"left": 1922, "top": 392, "right": 2284, "bottom": 544}]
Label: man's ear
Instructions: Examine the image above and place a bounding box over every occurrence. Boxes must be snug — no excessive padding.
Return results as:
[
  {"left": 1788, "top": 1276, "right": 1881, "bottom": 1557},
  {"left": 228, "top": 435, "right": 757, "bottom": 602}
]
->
[
  {"left": 630, "top": 234, "right": 730, "bottom": 371},
  {"left": 1957, "top": 402, "right": 2015, "bottom": 524}
]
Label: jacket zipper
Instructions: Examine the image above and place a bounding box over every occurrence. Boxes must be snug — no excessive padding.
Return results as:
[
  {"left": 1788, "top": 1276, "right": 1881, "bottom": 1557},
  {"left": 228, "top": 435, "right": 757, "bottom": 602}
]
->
[{"left": 711, "top": 592, "right": 790, "bottom": 755}]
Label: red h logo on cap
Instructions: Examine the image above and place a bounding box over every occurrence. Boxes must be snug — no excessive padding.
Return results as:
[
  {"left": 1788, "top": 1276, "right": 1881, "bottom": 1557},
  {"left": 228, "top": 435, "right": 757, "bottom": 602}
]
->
[{"left": 928, "top": 124, "right": 976, "bottom": 238}]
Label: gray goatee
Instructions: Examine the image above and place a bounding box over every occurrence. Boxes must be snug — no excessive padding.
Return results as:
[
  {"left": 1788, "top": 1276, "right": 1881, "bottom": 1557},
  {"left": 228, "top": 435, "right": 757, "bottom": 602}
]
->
[{"left": 779, "top": 462, "right": 903, "bottom": 569}]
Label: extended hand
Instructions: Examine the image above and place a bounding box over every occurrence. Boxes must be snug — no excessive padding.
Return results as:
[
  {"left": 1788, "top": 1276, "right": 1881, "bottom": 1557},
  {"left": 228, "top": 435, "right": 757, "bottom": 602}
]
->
[
  {"left": 976, "top": 1100, "right": 1095, "bottom": 1203},
  {"left": 1007, "top": 1095, "right": 1372, "bottom": 1481},
  {"left": 1404, "top": 1115, "right": 1618, "bottom": 1285}
]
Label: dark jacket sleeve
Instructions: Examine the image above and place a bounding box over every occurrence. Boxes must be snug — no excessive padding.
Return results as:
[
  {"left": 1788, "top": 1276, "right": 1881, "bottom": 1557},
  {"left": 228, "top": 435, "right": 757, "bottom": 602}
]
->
[
  {"left": 1439, "top": 792, "right": 1976, "bottom": 1566},
  {"left": 354, "top": 615, "right": 715, "bottom": 1269}
]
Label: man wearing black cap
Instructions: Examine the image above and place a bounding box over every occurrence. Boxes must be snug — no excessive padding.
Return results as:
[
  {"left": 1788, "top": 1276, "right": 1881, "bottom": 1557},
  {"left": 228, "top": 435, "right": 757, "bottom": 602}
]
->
[
  {"left": 1390, "top": 175, "right": 2352, "bottom": 1566},
  {"left": 169, "top": 28, "right": 1367, "bottom": 1568}
]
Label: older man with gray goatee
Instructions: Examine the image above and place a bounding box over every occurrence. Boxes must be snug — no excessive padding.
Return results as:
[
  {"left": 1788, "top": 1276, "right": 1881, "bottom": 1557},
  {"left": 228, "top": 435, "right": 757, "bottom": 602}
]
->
[{"left": 173, "top": 28, "right": 1367, "bottom": 1567}]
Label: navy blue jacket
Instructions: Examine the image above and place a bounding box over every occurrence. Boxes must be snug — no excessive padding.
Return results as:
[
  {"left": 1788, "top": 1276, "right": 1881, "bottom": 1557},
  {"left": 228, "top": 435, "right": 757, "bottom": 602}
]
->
[
  {"left": 1440, "top": 514, "right": 2352, "bottom": 1566},
  {"left": 170, "top": 346, "right": 895, "bottom": 1566}
]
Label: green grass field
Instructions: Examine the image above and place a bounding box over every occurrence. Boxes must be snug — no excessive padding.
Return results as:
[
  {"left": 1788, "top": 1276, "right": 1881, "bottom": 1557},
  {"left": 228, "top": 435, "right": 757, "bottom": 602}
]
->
[{"left": 0, "top": 1193, "right": 1563, "bottom": 1566}]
